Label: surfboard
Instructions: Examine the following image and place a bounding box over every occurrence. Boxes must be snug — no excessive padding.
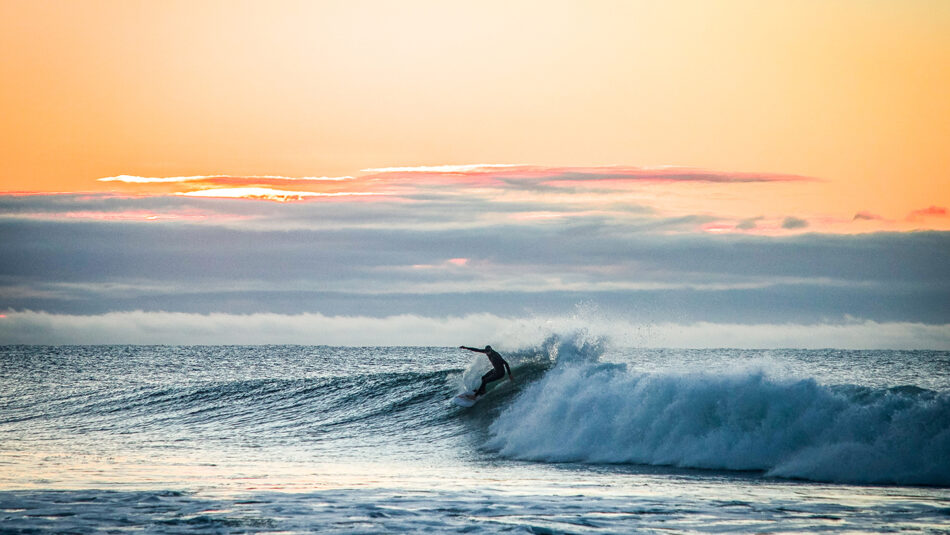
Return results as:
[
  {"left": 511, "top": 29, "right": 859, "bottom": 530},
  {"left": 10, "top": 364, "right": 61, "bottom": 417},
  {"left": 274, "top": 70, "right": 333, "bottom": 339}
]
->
[{"left": 452, "top": 392, "right": 481, "bottom": 408}]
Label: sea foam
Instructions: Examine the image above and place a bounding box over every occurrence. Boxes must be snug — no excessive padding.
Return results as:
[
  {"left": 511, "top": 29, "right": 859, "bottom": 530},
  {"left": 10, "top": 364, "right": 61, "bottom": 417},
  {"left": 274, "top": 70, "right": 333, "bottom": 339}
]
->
[{"left": 487, "top": 363, "right": 950, "bottom": 486}]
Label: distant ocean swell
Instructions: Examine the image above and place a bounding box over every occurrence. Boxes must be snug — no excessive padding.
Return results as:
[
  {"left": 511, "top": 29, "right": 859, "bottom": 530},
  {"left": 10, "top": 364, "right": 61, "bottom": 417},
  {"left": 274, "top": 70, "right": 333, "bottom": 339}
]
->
[
  {"left": 486, "top": 363, "right": 950, "bottom": 486},
  {"left": 1, "top": 370, "right": 460, "bottom": 447}
]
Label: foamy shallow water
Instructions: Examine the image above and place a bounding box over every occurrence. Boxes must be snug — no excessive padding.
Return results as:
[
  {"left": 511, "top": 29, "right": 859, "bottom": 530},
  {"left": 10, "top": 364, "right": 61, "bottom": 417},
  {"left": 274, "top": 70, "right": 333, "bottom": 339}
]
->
[
  {"left": 1, "top": 342, "right": 948, "bottom": 533},
  {"left": 3, "top": 463, "right": 950, "bottom": 533},
  {"left": 4, "top": 458, "right": 950, "bottom": 534}
]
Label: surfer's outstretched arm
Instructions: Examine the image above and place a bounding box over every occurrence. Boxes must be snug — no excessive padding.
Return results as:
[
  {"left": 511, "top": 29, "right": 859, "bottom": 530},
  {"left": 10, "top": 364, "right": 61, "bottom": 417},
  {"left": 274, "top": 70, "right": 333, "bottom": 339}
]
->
[{"left": 459, "top": 346, "right": 486, "bottom": 353}]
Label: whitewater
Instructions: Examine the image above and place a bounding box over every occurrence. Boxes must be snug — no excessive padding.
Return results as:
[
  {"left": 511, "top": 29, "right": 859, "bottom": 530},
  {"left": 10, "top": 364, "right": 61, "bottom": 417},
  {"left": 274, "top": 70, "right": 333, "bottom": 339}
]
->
[{"left": 1, "top": 338, "right": 948, "bottom": 533}]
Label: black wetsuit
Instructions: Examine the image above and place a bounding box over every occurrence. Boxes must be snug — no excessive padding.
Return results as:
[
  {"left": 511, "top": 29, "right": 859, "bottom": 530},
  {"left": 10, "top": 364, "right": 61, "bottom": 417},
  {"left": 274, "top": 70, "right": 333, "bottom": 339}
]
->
[{"left": 461, "top": 346, "right": 511, "bottom": 396}]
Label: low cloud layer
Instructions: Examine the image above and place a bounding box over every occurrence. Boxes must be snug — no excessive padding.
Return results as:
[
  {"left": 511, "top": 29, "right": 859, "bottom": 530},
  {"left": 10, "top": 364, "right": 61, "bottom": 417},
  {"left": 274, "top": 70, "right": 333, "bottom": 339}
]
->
[
  {"left": 1, "top": 207, "right": 948, "bottom": 332},
  {"left": 1, "top": 310, "right": 947, "bottom": 350}
]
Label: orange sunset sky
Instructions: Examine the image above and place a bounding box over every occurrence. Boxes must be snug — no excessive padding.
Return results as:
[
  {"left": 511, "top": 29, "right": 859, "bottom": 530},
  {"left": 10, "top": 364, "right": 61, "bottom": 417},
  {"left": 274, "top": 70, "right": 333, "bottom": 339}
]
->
[{"left": 1, "top": 0, "right": 948, "bottom": 233}]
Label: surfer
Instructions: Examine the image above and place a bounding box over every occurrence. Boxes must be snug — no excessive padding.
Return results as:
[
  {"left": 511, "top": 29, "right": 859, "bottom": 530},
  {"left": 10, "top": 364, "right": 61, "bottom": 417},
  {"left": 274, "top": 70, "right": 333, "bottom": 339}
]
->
[{"left": 459, "top": 345, "right": 512, "bottom": 398}]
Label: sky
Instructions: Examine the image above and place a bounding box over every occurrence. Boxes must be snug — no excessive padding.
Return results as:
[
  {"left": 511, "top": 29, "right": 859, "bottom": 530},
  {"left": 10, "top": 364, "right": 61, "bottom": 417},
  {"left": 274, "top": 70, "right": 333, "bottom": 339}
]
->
[{"left": 1, "top": 0, "right": 948, "bottom": 347}]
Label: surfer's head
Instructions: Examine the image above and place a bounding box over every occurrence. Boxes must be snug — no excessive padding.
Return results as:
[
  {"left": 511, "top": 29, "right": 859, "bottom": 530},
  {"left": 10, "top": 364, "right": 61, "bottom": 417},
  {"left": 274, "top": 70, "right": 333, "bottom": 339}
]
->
[{"left": 485, "top": 345, "right": 492, "bottom": 351}]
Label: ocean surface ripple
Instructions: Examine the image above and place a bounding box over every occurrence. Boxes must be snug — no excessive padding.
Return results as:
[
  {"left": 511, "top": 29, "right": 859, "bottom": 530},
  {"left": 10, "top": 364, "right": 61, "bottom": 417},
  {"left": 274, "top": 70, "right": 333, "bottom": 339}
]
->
[{"left": 1, "top": 341, "right": 948, "bottom": 533}]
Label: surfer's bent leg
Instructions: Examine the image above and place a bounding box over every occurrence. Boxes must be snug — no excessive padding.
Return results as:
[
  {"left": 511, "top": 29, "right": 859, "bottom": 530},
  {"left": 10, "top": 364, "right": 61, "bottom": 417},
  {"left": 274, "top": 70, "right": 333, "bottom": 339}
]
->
[{"left": 476, "top": 367, "right": 506, "bottom": 396}]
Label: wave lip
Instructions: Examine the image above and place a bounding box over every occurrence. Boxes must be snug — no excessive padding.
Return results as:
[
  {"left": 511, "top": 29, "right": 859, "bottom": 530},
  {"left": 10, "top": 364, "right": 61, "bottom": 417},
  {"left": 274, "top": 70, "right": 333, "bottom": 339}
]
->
[{"left": 486, "top": 365, "right": 950, "bottom": 486}]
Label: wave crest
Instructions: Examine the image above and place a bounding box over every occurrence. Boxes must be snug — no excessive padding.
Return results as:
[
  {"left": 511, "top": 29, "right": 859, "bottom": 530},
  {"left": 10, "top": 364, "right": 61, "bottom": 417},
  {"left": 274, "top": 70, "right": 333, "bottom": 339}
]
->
[{"left": 486, "top": 365, "right": 950, "bottom": 486}]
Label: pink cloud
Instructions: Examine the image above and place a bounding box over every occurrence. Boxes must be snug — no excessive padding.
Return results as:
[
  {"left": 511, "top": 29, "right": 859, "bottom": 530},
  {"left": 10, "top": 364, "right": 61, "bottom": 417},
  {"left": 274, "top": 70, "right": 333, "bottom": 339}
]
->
[
  {"left": 362, "top": 164, "right": 816, "bottom": 185},
  {"left": 908, "top": 206, "right": 948, "bottom": 220}
]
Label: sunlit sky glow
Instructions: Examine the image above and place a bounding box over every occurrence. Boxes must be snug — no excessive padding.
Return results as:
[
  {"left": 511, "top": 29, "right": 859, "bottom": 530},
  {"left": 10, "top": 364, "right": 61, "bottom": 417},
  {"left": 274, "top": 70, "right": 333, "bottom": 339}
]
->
[
  {"left": 66, "top": 165, "right": 944, "bottom": 235},
  {"left": 0, "top": 0, "right": 948, "bottom": 347}
]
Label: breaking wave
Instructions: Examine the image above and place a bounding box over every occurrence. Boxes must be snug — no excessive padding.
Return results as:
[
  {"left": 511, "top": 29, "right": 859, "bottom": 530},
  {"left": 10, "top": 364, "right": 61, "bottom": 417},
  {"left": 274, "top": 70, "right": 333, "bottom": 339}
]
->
[{"left": 486, "top": 361, "right": 950, "bottom": 486}]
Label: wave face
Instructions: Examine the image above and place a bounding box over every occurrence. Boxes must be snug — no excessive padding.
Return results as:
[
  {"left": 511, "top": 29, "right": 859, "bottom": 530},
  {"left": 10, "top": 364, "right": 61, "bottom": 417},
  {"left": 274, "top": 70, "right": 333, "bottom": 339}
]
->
[
  {"left": 486, "top": 363, "right": 950, "bottom": 486},
  {"left": 0, "top": 365, "right": 464, "bottom": 460}
]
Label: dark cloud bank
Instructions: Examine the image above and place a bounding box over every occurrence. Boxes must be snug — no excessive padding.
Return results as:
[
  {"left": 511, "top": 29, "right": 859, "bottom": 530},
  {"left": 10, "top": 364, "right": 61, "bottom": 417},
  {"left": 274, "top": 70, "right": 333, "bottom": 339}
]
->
[{"left": 1, "top": 217, "right": 947, "bottom": 326}]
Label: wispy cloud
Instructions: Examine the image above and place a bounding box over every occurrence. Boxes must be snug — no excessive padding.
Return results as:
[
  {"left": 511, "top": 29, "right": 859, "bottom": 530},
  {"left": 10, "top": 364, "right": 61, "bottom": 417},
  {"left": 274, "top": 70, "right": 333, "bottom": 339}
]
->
[
  {"left": 3, "top": 159, "right": 943, "bottom": 237},
  {"left": 736, "top": 217, "right": 763, "bottom": 230},
  {"left": 853, "top": 211, "right": 885, "bottom": 221},
  {"left": 781, "top": 216, "right": 809, "bottom": 230},
  {"left": 179, "top": 187, "right": 384, "bottom": 202},
  {"left": 99, "top": 174, "right": 354, "bottom": 184},
  {"left": 94, "top": 165, "right": 817, "bottom": 215},
  {"left": 360, "top": 164, "right": 525, "bottom": 174},
  {"left": 84, "top": 165, "right": 820, "bottom": 228},
  {"left": 96, "top": 174, "right": 383, "bottom": 203}
]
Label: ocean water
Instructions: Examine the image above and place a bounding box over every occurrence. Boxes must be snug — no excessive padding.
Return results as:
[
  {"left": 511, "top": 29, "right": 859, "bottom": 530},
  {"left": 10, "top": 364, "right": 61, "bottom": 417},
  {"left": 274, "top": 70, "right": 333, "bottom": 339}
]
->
[{"left": 1, "top": 336, "right": 949, "bottom": 533}]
